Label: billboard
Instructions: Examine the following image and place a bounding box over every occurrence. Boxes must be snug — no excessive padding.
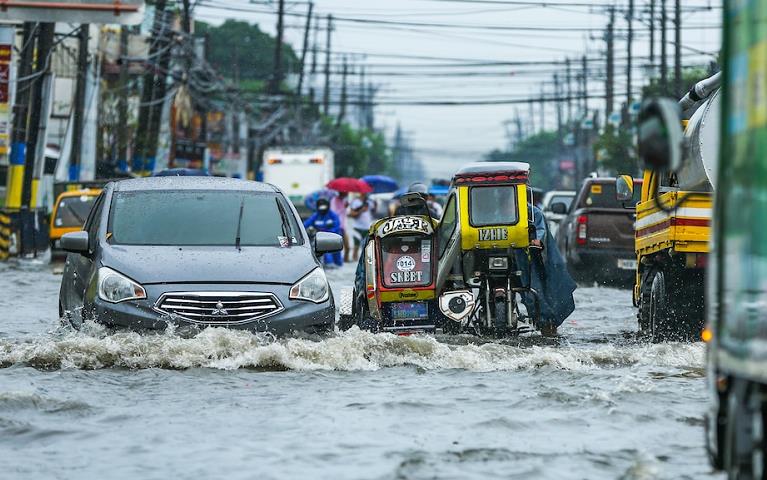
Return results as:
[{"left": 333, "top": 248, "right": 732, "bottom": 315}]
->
[{"left": 0, "top": 1, "right": 145, "bottom": 25}]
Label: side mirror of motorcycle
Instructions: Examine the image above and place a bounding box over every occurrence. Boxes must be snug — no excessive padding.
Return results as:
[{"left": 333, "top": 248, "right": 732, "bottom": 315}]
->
[
  {"left": 637, "top": 98, "right": 684, "bottom": 172},
  {"left": 615, "top": 175, "right": 635, "bottom": 202}
]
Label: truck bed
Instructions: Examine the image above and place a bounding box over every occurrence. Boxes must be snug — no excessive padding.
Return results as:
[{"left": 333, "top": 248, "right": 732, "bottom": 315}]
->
[{"left": 635, "top": 191, "right": 712, "bottom": 256}]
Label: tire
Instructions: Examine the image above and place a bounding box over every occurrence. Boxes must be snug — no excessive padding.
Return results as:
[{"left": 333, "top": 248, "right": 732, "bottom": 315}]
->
[
  {"left": 355, "top": 296, "right": 378, "bottom": 332},
  {"left": 638, "top": 268, "right": 654, "bottom": 336},
  {"left": 494, "top": 298, "right": 508, "bottom": 337},
  {"left": 648, "top": 266, "right": 705, "bottom": 342}
]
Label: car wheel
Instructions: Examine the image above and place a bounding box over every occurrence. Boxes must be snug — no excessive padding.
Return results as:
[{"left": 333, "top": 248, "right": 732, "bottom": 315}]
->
[
  {"left": 493, "top": 297, "right": 508, "bottom": 337},
  {"left": 649, "top": 269, "right": 673, "bottom": 342},
  {"left": 356, "top": 296, "right": 378, "bottom": 332}
]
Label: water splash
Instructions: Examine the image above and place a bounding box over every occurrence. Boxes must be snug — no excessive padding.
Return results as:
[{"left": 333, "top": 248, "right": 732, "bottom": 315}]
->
[{"left": 0, "top": 324, "right": 705, "bottom": 372}]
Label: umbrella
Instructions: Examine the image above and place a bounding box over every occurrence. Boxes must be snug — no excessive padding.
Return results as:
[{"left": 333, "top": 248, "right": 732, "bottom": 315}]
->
[
  {"left": 361, "top": 175, "right": 399, "bottom": 194},
  {"left": 429, "top": 185, "right": 450, "bottom": 196},
  {"left": 304, "top": 188, "right": 338, "bottom": 211},
  {"left": 327, "top": 177, "right": 373, "bottom": 193}
]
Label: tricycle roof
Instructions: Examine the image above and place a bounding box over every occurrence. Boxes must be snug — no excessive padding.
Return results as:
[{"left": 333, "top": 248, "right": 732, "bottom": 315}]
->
[{"left": 452, "top": 162, "right": 530, "bottom": 186}]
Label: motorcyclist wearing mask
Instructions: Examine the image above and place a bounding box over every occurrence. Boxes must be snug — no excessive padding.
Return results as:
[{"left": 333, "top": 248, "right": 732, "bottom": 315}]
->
[{"left": 304, "top": 198, "right": 344, "bottom": 268}]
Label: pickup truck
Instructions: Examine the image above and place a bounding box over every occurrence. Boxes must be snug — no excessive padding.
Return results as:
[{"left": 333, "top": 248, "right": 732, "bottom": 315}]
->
[{"left": 556, "top": 177, "right": 641, "bottom": 284}]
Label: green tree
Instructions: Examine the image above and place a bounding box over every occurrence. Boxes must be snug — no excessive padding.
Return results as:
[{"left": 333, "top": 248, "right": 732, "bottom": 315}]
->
[
  {"left": 320, "top": 118, "right": 393, "bottom": 178},
  {"left": 641, "top": 67, "right": 711, "bottom": 99},
  {"left": 485, "top": 131, "right": 560, "bottom": 190},
  {"left": 593, "top": 125, "right": 636, "bottom": 175},
  {"left": 195, "top": 20, "right": 299, "bottom": 86}
]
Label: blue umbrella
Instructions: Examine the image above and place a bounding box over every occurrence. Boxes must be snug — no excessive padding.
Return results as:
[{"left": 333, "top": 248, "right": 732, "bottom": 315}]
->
[
  {"left": 361, "top": 175, "right": 399, "bottom": 194},
  {"left": 429, "top": 185, "right": 450, "bottom": 196},
  {"left": 304, "top": 188, "right": 338, "bottom": 211}
]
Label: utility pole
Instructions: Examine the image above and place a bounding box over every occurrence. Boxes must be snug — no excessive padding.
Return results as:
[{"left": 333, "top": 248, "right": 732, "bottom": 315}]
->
[
  {"left": 649, "top": 0, "right": 656, "bottom": 71},
  {"left": 626, "top": 0, "right": 634, "bottom": 107},
  {"left": 19, "top": 22, "right": 53, "bottom": 256},
  {"left": 296, "top": 2, "right": 313, "bottom": 99},
  {"left": 581, "top": 55, "right": 588, "bottom": 118},
  {"left": 674, "top": 0, "right": 682, "bottom": 96},
  {"left": 554, "top": 74, "right": 563, "bottom": 144},
  {"left": 135, "top": 0, "right": 166, "bottom": 171},
  {"left": 661, "top": 0, "right": 668, "bottom": 94},
  {"left": 539, "top": 86, "right": 544, "bottom": 133},
  {"left": 358, "top": 67, "right": 366, "bottom": 130},
  {"left": 322, "top": 14, "right": 333, "bottom": 116},
  {"left": 337, "top": 57, "right": 348, "bottom": 127},
  {"left": 146, "top": 6, "right": 173, "bottom": 173},
  {"left": 69, "top": 25, "right": 90, "bottom": 181},
  {"left": 565, "top": 58, "right": 572, "bottom": 124},
  {"left": 117, "top": 26, "right": 129, "bottom": 171},
  {"left": 8, "top": 22, "right": 36, "bottom": 209},
  {"left": 605, "top": 7, "right": 615, "bottom": 125},
  {"left": 310, "top": 15, "right": 319, "bottom": 75},
  {"left": 269, "top": 0, "right": 285, "bottom": 94}
]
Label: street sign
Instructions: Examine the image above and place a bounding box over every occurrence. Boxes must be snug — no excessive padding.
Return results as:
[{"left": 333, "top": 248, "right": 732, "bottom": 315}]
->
[
  {"left": 0, "top": 26, "right": 11, "bottom": 159},
  {"left": 0, "top": 1, "right": 145, "bottom": 25}
]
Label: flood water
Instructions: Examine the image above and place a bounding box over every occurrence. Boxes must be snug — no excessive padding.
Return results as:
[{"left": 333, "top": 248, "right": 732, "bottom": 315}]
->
[{"left": 0, "top": 260, "right": 723, "bottom": 479}]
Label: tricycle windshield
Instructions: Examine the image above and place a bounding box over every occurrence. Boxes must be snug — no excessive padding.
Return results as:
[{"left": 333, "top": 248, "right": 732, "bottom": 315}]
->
[
  {"left": 469, "top": 185, "right": 519, "bottom": 226},
  {"left": 380, "top": 235, "right": 433, "bottom": 288}
]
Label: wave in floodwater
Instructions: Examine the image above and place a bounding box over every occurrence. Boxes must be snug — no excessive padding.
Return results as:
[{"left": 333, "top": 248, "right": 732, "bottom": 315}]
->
[{"left": 0, "top": 322, "right": 705, "bottom": 372}]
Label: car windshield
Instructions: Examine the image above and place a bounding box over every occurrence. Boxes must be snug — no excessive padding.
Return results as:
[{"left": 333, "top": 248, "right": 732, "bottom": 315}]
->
[
  {"left": 108, "top": 190, "right": 300, "bottom": 246},
  {"left": 579, "top": 181, "right": 641, "bottom": 208},
  {"left": 54, "top": 194, "right": 98, "bottom": 228},
  {"left": 548, "top": 195, "right": 573, "bottom": 210},
  {"left": 469, "top": 185, "right": 518, "bottom": 226}
]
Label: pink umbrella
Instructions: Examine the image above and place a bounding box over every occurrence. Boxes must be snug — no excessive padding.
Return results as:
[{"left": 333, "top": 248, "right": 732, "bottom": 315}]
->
[{"left": 327, "top": 177, "right": 373, "bottom": 193}]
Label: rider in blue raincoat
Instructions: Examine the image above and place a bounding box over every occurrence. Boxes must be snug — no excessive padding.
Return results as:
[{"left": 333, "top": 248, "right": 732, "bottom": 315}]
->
[
  {"left": 514, "top": 205, "right": 576, "bottom": 336},
  {"left": 304, "top": 198, "right": 344, "bottom": 267}
]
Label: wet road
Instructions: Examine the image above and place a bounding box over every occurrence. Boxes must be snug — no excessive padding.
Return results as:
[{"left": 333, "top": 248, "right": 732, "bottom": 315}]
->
[{"left": 0, "top": 260, "right": 723, "bottom": 479}]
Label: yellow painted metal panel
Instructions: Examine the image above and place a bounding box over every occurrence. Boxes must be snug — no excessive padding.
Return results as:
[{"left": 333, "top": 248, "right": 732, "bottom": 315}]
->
[
  {"left": 380, "top": 290, "right": 435, "bottom": 302},
  {"left": 458, "top": 185, "right": 530, "bottom": 251},
  {"left": 5, "top": 164, "right": 23, "bottom": 208}
]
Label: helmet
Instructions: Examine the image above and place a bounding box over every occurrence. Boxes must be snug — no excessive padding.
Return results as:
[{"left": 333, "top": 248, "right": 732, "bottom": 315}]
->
[
  {"left": 407, "top": 182, "right": 429, "bottom": 195},
  {"left": 316, "top": 198, "right": 330, "bottom": 212}
]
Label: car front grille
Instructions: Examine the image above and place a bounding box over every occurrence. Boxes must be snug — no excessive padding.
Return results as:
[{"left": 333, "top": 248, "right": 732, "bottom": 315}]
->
[{"left": 154, "top": 292, "right": 284, "bottom": 325}]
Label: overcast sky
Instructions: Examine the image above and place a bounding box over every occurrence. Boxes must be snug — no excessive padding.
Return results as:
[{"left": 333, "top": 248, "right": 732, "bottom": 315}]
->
[{"left": 196, "top": 0, "right": 722, "bottom": 180}]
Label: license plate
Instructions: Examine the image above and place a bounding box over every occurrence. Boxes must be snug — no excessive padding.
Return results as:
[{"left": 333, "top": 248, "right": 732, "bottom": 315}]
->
[
  {"left": 617, "top": 259, "right": 637, "bottom": 270},
  {"left": 389, "top": 302, "right": 429, "bottom": 320}
]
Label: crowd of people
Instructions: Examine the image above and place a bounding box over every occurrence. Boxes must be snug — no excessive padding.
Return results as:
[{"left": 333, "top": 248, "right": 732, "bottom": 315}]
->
[{"left": 303, "top": 183, "right": 446, "bottom": 268}]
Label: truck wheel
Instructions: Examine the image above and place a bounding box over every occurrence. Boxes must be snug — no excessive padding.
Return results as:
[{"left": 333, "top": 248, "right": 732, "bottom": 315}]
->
[
  {"left": 638, "top": 268, "right": 654, "bottom": 336},
  {"left": 649, "top": 270, "right": 674, "bottom": 342}
]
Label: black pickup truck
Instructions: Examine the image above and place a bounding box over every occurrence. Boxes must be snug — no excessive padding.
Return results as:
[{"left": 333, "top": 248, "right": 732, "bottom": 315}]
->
[{"left": 555, "top": 177, "right": 642, "bottom": 285}]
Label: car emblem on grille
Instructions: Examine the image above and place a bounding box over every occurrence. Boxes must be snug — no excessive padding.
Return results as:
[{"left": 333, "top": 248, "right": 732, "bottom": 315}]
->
[{"left": 211, "top": 302, "right": 228, "bottom": 316}]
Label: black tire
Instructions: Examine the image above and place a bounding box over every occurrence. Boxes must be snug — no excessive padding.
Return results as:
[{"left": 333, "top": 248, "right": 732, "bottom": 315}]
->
[
  {"left": 494, "top": 298, "right": 508, "bottom": 337},
  {"left": 648, "top": 266, "right": 705, "bottom": 342},
  {"left": 638, "top": 268, "right": 653, "bottom": 336},
  {"left": 355, "top": 296, "right": 378, "bottom": 332}
]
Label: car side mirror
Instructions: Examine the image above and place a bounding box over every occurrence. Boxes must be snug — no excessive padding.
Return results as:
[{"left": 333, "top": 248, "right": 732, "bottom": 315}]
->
[
  {"left": 637, "top": 98, "right": 684, "bottom": 172},
  {"left": 615, "top": 175, "right": 635, "bottom": 202},
  {"left": 314, "top": 231, "right": 343, "bottom": 254},
  {"left": 60, "top": 231, "right": 89, "bottom": 254},
  {"left": 549, "top": 202, "right": 568, "bottom": 215}
]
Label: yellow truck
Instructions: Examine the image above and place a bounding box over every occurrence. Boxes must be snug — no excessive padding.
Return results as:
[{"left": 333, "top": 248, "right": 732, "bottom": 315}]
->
[{"left": 623, "top": 74, "right": 720, "bottom": 342}]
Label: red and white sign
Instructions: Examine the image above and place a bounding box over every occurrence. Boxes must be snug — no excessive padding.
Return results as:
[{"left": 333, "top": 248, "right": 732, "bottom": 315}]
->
[{"left": 0, "top": 1, "right": 145, "bottom": 25}]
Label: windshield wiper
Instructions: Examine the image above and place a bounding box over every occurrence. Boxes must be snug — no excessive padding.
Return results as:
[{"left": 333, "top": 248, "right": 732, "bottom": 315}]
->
[
  {"left": 275, "top": 198, "right": 292, "bottom": 245},
  {"left": 235, "top": 198, "right": 244, "bottom": 251}
]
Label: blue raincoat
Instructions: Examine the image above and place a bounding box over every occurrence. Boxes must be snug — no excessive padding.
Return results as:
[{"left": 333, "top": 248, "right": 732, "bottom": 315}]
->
[{"left": 514, "top": 206, "right": 576, "bottom": 328}]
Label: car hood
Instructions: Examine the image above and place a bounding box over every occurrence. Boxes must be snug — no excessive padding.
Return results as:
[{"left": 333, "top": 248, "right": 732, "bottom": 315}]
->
[{"left": 101, "top": 244, "right": 317, "bottom": 285}]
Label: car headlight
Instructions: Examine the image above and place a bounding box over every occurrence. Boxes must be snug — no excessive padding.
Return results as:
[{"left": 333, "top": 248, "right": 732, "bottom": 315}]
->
[
  {"left": 98, "top": 267, "right": 146, "bottom": 303},
  {"left": 289, "top": 267, "right": 329, "bottom": 303}
]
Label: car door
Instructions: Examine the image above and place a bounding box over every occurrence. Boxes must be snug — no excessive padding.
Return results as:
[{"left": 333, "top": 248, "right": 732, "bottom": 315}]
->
[
  {"left": 67, "top": 191, "right": 105, "bottom": 318},
  {"left": 435, "top": 192, "right": 461, "bottom": 291}
]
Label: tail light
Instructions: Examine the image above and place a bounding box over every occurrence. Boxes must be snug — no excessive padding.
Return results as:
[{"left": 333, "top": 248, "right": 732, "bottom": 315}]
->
[
  {"left": 267, "top": 158, "right": 282, "bottom": 165},
  {"left": 309, "top": 157, "right": 324, "bottom": 164},
  {"left": 576, "top": 215, "right": 588, "bottom": 245}
]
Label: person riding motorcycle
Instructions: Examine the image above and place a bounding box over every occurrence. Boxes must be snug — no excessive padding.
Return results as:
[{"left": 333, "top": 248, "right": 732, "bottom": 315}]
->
[
  {"left": 395, "top": 182, "right": 441, "bottom": 218},
  {"left": 304, "top": 198, "right": 344, "bottom": 268}
]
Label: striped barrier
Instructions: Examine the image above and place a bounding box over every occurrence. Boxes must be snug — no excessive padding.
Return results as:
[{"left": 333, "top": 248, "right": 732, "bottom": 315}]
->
[{"left": 0, "top": 211, "right": 12, "bottom": 261}]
